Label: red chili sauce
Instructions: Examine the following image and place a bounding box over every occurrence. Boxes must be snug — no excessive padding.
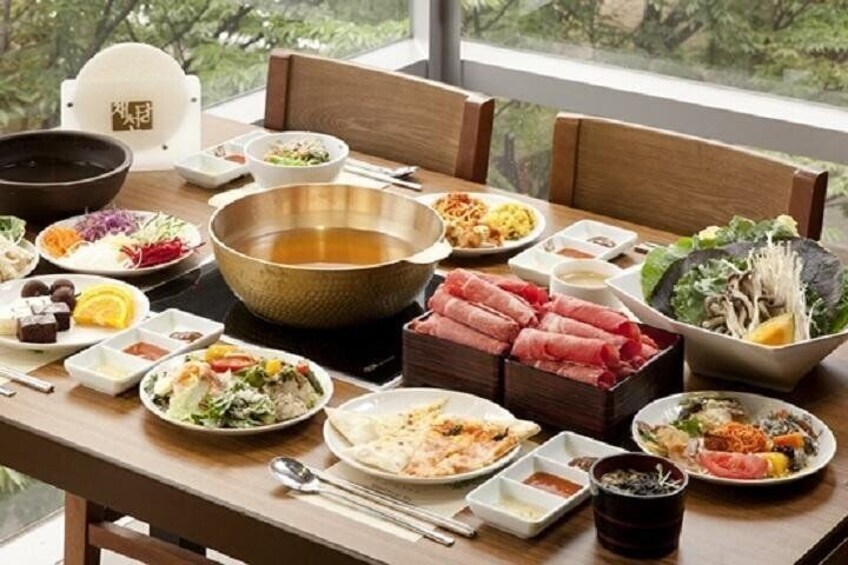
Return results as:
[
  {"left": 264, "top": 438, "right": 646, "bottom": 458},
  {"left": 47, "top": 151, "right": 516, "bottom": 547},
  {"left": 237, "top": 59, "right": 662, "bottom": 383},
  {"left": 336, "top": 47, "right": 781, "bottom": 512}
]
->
[
  {"left": 523, "top": 472, "right": 583, "bottom": 498},
  {"left": 123, "top": 342, "right": 170, "bottom": 361}
]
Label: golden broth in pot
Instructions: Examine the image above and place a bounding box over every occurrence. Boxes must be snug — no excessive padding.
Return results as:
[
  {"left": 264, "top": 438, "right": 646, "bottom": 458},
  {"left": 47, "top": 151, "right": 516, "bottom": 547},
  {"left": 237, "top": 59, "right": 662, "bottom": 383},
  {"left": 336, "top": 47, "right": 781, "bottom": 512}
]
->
[{"left": 231, "top": 227, "right": 418, "bottom": 268}]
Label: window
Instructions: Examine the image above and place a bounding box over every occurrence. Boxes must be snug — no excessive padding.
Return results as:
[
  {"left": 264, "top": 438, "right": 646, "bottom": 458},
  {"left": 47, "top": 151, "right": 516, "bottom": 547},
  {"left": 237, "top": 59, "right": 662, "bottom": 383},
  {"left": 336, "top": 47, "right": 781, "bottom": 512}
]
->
[
  {"left": 0, "top": 0, "right": 410, "bottom": 543},
  {"left": 462, "top": 1, "right": 848, "bottom": 107},
  {"left": 0, "top": 0, "right": 409, "bottom": 133},
  {"left": 485, "top": 96, "right": 848, "bottom": 255}
]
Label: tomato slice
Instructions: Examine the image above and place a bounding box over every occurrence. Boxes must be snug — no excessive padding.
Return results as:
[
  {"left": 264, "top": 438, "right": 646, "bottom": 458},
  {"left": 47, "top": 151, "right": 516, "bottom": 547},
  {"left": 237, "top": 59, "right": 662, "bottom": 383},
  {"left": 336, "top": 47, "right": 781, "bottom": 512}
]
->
[
  {"left": 699, "top": 451, "right": 768, "bottom": 480},
  {"left": 210, "top": 356, "right": 256, "bottom": 373}
]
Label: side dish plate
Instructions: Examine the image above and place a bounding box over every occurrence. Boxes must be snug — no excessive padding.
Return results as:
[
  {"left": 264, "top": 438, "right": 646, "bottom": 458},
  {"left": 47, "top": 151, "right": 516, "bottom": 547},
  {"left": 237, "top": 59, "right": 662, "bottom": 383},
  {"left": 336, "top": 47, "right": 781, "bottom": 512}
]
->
[
  {"left": 323, "top": 388, "right": 524, "bottom": 485},
  {"left": 417, "top": 193, "right": 546, "bottom": 257},
  {"left": 0, "top": 274, "right": 149, "bottom": 351},
  {"left": 35, "top": 210, "right": 202, "bottom": 277},
  {"left": 632, "top": 391, "right": 837, "bottom": 486},
  {"left": 138, "top": 345, "right": 333, "bottom": 435}
]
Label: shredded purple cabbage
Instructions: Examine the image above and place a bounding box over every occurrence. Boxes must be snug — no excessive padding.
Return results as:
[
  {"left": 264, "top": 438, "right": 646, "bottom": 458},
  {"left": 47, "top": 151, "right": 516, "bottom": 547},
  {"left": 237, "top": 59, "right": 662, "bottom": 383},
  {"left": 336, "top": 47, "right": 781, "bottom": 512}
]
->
[{"left": 75, "top": 209, "right": 141, "bottom": 242}]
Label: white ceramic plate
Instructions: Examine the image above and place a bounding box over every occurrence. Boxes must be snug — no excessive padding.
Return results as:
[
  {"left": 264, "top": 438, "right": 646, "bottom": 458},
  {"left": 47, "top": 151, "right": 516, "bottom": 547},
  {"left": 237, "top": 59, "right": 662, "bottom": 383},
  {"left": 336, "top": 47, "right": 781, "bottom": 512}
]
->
[
  {"left": 139, "top": 345, "right": 333, "bottom": 435},
  {"left": 508, "top": 220, "right": 637, "bottom": 285},
  {"left": 0, "top": 240, "right": 40, "bottom": 282},
  {"left": 323, "top": 388, "right": 524, "bottom": 485},
  {"left": 632, "top": 391, "right": 837, "bottom": 486},
  {"left": 417, "top": 193, "right": 546, "bottom": 257},
  {"left": 0, "top": 274, "right": 149, "bottom": 351},
  {"left": 35, "top": 210, "right": 202, "bottom": 277},
  {"left": 606, "top": 265, "right": 848, "bottom": 391}
]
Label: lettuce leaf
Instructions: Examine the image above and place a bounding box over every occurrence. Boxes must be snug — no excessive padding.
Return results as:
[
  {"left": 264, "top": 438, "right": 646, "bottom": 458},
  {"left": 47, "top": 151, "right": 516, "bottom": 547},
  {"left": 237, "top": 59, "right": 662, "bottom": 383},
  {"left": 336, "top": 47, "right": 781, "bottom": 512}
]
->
[
  {"left": 0, "top": 216, "right": 25, "bottom": 244},
  {"left": 641, "top": 237, "right": 695, "bottom": 300},
  {"left": 641, "top": 215, "right": 799, "bottom": 300},
  {"left": 711, "top": 215, "right": 798, "bottom": 247},
  {"left": 669, "top": 258, "right": 743, "bottom": 326},
  {"left": 829, "top": 270, "right": 848, "bottom": 334}
]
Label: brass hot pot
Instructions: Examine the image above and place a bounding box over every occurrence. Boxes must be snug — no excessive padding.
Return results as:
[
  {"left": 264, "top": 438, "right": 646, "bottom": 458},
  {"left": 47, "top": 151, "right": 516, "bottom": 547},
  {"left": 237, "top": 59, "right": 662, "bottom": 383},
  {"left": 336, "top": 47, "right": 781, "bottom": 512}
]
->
[{"left": 209, "top": 184, "right": 450, "bottom": 328}]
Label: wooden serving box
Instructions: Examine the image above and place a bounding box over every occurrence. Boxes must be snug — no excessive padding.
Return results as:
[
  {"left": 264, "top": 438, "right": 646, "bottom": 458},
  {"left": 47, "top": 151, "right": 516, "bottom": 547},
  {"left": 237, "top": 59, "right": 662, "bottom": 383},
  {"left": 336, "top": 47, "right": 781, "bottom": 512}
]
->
[
  {"left": 402, "top": 313, "right": 504, "bottom": 403},
  {"left": 503, "top": 326, "right": 684, "bottom": 442}
]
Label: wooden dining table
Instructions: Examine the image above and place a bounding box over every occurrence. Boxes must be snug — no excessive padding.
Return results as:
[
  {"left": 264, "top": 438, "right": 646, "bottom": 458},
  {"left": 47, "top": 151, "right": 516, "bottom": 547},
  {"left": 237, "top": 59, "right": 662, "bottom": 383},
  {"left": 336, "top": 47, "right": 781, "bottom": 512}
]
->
[{"left": 1, "top": 115, "right": 847, "bottom": 565}]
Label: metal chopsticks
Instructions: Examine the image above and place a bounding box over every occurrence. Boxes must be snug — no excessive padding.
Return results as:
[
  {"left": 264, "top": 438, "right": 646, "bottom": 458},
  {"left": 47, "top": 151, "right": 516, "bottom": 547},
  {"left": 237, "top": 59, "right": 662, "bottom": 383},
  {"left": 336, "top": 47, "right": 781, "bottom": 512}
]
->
[
  {"left": 0, "top": 384, "right": 15, "bottom": 397},
  {"left": 344, "top": 164, "right": 423, "bottom": 191},
  {"left": 313, "top": 467, "right": 477, "bottom": 538},
  {"left": 0, "top": 365, "right": 54, "bottom": 393}
]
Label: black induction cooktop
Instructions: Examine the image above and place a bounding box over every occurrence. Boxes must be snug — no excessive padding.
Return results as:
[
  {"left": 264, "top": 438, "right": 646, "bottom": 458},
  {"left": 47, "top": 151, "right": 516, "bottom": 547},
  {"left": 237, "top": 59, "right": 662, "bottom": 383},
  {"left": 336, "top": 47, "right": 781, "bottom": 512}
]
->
[{"left": 147, "top": 263, "right": 441, "bottom": 386}]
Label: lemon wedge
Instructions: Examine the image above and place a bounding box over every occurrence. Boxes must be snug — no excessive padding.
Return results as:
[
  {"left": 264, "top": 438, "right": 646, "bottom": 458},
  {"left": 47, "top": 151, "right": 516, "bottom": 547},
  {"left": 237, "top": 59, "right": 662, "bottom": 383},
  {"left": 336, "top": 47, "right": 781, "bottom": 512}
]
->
[{"left": 744, "top": 313, "right": 795, "bottom": 346}]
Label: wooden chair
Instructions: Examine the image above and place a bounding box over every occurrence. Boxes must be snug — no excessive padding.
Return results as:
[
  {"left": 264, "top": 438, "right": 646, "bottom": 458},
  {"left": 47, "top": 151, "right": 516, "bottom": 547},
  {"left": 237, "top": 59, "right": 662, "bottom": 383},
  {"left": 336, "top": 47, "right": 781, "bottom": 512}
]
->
[
  {"left": 264, "top": 50, "right": 495, "bottom": 183},
  {"left": 549, "top": 113, "right": 828, "bottom": 238}
]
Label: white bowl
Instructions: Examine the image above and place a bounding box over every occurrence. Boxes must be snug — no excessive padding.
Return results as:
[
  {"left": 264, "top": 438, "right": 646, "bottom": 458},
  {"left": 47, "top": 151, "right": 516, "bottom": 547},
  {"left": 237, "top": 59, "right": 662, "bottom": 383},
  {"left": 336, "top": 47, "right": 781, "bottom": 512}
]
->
[
  {"left": 606, "top": 265, "right": 848, "bottom": 391},
  {"left": 550, "top": 259, "right": 623, "bottom": 309},
  {"left": 245, "top": 131, "right": 348, "bottom": 188}
]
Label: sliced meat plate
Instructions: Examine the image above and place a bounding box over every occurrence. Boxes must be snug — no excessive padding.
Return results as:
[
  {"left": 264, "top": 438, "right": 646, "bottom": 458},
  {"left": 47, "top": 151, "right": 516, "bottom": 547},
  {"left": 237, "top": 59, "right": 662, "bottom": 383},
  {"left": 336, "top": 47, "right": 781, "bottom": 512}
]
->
[
  {"left": 411, "top": 313, "right": 510, "bottom": 355},
  {"left": 529, "top": 360, "right": 616, "bottom": 389},
  {"left": 547, "top": 294, "right": 640, "bottom": 341},
  {"left": 428, "top": 288, "right": 520, "bottom": 343},
  {"left": 511, "top": 328, "right": 621, "bottom": 369},
  {"left": 445, "top": 270, "right": 537, "bottom": 326},
  {"left": 537, "top": 312, "right": 641, "bottom": 360}
]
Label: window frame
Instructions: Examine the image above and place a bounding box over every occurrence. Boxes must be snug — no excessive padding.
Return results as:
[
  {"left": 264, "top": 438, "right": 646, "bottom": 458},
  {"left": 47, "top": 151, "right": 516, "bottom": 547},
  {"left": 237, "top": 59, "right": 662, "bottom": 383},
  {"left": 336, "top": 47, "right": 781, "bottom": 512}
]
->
[{"left": 209, "top": 0, "right": 848, "bottom": 165}]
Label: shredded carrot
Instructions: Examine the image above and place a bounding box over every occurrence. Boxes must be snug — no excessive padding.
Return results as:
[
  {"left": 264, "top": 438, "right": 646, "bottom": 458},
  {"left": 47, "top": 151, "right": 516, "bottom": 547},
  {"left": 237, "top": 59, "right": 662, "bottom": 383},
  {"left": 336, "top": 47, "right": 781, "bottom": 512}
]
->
[
  {"left": 706, "top": 422, "right": 769, "bottom": 453},
  {"left": 41, "top": 226, "right": 83, "bottom": 258}
]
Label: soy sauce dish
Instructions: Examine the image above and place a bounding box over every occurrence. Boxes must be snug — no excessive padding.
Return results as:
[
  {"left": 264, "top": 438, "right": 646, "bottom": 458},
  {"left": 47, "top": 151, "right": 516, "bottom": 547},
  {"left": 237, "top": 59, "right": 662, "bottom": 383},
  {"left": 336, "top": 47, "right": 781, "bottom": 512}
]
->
[{"left": 589, "top": 453, "right": 688, "bottom": 558}]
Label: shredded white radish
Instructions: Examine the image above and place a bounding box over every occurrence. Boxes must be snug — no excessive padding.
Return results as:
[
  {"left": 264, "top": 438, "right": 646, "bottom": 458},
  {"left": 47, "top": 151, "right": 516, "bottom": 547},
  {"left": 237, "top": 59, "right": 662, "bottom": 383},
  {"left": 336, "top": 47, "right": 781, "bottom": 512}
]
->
[{"left": 63, "top": 240, "right": 134, "bottom": 271}]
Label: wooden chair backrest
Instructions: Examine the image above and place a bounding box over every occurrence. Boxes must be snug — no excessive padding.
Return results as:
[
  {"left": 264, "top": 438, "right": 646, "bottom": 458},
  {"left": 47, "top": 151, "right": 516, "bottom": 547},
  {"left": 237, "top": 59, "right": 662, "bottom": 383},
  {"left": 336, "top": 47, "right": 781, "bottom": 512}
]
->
[
  {"left": 264, "top": 50, "right": 495, "bottom": 183},
  {"left": 550, "top": 113, "right": 827, "bottom": 238}
]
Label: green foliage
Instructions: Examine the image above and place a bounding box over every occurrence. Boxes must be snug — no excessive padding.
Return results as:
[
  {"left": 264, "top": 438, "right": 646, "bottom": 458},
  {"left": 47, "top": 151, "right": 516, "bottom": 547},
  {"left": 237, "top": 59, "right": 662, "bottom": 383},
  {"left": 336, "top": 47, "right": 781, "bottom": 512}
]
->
[
  {"left": 464, "top": 1, "right": 848, "bottom": 247},
  {"left": 0, "top": 0, "right": 408, "bottom": 131},
  {"left": 0, "top": 466, "right": 29, "bottom": 494}
]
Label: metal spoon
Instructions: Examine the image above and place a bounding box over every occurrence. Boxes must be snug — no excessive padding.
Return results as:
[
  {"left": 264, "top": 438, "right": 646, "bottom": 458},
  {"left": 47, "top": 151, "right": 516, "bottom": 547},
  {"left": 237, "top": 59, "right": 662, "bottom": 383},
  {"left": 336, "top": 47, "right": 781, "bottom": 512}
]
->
[
  {"left": 269, "top": 457, "right": 455, "bottom": 546},
  {"left": 274, "top": 456, "right": 475, "bottom": 537}
]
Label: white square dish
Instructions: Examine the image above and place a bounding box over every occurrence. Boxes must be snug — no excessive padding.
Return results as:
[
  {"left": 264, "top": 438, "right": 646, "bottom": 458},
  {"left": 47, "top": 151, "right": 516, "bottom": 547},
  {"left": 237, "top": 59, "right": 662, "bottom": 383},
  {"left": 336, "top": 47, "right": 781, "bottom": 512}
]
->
[
  {"left": 466, "top": 431, "right": 611, "bottom": 538},
  {"left": 64, "top": 309, "right": 224, "bottom": 395},
  {"left": 508, "top": 220, "right": 637, "bottom": 286},
  {"left": 64, "top": 347, "right": 153, "bottom": 396},
  {"left": 139, "top": 309, "right": 224, "bottom": 348},
  {"left": 174, "top": 153, "right": 245, "bottom": 189},
  {"left": 535, "top": 431, "right": 627, "bottom": 467},
  {"left": 606, "top": 265, "right": 848, "bottom": 391},
  {"left": 466, "top": 478, "right": 565, "bottom": 539}
]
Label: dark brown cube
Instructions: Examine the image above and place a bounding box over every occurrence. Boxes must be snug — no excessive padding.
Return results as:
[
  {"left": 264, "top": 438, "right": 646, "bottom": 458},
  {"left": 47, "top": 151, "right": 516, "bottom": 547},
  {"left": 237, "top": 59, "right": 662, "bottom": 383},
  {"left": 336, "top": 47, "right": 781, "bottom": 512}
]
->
[
  {"left": 402, "top": 313, "right": 504, "bottom": 403},
  {"left": 504, "top": 325, "right": 684, "bottom": 442},
  {"left": 16, "top": 314, "right": 58, "bottom": 344},
  {"left": 45, "top": 303, "right": 71, "bottom": 332}
]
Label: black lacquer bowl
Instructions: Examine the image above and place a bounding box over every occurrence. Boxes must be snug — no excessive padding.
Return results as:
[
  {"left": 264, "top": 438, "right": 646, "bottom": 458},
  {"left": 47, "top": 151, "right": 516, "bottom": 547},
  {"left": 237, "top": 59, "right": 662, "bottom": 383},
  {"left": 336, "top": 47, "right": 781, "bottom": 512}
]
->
[
  {"left": 590, "top": 453, "right": 688, "bottom": 559},
  {"left": 0, "top": 130, "right": 132, "bottom": 223}
]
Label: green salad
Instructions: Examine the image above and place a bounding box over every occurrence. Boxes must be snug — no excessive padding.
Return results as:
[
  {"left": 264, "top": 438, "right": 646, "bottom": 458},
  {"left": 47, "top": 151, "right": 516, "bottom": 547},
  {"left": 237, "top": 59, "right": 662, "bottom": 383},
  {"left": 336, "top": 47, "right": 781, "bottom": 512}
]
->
[
  {"left": 642, "top": 216, "right": 848, "bottom": 344},
  {"left": 145, "top": 345, "right": 324, "bottom": 429},
  {"left": 263, "top": 137, "right": 330, "bottom": 167}
]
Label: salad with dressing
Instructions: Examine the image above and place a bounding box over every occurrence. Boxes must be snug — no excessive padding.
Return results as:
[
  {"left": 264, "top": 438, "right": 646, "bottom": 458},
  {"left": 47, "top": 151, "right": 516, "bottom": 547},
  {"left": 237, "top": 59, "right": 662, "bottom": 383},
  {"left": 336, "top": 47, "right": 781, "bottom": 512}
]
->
[
  {"left": 262, "top": 137, "right": 330, "bottom": 167},
  {"left": 144, "top": 345, "right": 326, "bottom": 429}
]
